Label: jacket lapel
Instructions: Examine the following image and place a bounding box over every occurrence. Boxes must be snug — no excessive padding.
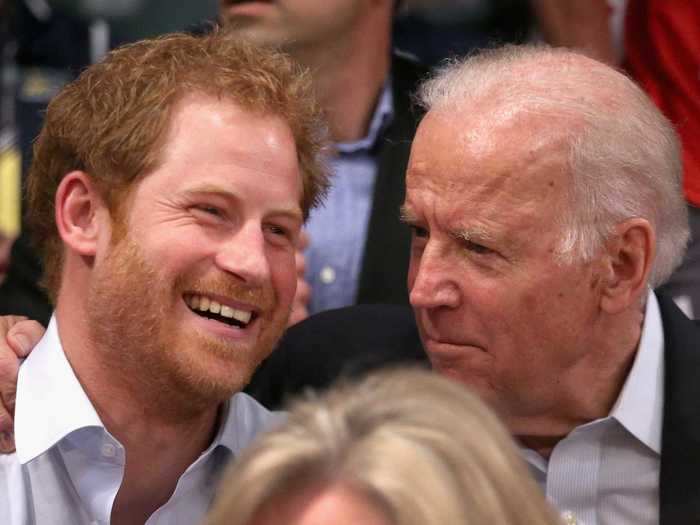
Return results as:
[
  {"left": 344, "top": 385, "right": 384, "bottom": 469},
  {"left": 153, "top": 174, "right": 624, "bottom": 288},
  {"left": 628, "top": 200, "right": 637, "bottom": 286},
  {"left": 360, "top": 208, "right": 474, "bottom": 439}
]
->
[
  {"left": 355, "top": 53, "right": 427, "bottom": 305},
  {"left": 658, "top": 293, "right": 700, "bottom": 524}
]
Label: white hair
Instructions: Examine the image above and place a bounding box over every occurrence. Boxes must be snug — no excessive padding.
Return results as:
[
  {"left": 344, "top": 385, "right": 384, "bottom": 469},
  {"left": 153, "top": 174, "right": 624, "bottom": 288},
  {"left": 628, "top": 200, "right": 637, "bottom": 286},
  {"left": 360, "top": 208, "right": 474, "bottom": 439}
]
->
[{"left": 417, "top": 45, "right": 689, "bottom": 287}]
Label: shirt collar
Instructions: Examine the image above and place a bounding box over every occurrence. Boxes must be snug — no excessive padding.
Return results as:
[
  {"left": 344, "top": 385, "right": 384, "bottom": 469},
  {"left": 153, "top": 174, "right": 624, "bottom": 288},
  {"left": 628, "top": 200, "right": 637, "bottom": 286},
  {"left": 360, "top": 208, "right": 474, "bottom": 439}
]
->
[
  {"left": 15, "top": 317, "right": 281, "bottom": 465},
  {"left": 207, "top": 392, "right": 284, "bottom": 457},
  {"left": 336, "top": 79, "right": 394, "bottom": 154},
  {"left": 15, "top": 316, "right": 103, "bottom": 464},
  {"left": 609, "top": 290, "right": 665, "bottom": 454}
]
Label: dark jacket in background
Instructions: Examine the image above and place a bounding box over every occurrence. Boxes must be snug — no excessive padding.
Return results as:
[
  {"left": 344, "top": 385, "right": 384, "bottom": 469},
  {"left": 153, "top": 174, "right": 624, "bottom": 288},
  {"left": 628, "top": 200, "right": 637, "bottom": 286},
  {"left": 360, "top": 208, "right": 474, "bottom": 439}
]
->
[{"left": 355, "top": 52, "right": 427, "bottom": 305}]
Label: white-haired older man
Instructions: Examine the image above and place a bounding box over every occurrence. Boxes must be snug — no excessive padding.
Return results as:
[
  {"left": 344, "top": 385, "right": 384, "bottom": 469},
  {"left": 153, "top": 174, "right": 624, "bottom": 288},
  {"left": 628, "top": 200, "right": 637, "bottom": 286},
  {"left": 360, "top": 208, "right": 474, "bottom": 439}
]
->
[
  {"left": 236, "top": 46, "right": 700, "bottom": 524},
  {"left": 400, "top": 45, "right": 696, "bottom": 525}
]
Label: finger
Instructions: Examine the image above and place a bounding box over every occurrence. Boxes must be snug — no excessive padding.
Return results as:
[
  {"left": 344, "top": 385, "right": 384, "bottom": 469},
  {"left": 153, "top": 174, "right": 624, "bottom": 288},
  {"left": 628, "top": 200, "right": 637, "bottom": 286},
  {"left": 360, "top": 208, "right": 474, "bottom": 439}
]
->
[
  {"left": 0, "top": 426, "right": 15, "bottom": 454},
  {"left": 7, "top": 320, "right": 46, "bottom": 357},
  {"left": 0, "top": 315, "right": 29, "bottom": 334},
  {"left": 0, "top": 347, "right": 18, "bottom": 453}
]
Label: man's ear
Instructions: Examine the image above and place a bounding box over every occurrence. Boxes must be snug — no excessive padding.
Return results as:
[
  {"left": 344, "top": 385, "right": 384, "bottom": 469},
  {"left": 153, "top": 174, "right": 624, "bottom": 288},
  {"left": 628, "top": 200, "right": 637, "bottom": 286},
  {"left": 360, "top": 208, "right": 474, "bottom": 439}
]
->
[
  {"left": 599, "top": 218, "right": 655, "bottom": 314},
  {"left": 55, "top": 171, "right": 108, "bottom": 257}
]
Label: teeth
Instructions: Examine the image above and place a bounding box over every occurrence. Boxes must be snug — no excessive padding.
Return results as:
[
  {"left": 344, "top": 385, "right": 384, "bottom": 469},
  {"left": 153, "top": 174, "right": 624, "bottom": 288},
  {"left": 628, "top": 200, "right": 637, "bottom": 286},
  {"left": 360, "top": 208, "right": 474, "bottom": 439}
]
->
[
  {"left": 220, "top": 305, "right": 234, "bottom": 318},
  {"left": 232, "top": 309, "right": 252, "bottom": 324},
  {"left": 199, "top": 296, "right": 210, "bottom": 311},
  {"left": 187, "top": 294, "right": 253, "bottom": 325}
]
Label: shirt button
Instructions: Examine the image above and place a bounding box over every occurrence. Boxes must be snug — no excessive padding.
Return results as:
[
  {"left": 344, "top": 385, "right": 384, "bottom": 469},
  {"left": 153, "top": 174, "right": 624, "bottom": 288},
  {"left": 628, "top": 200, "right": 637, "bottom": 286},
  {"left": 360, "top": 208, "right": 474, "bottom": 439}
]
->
[
  {"left": 561, "top": 510, "right": 577, "bottom": 525},
  {"left": 320, "top": 265, "right": 336, "bottom": 284},
  {"left": 101, "top": 443, "right": 117, "bottom": 458}
]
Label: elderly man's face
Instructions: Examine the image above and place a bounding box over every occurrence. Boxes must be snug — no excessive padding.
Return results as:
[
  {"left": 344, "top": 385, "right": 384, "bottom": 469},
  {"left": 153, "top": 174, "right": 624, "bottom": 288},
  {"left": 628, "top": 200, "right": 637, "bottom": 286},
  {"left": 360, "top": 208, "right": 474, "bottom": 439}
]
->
[
  {"left": 403, "top": 109, "right": 608, "bottom": 422},
  {"left": 87, "top": 94, "right": 303, "bottom": 407},
  {"left": 218, "top": 0, "right": 371, "bottom": 50}
]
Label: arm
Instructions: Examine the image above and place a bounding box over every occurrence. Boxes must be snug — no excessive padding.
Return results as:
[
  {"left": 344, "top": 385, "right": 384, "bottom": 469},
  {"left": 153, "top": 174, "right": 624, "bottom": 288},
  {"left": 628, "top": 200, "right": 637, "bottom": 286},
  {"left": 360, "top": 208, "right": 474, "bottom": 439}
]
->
[
  {"left": 0, "top": 316, "right": 45, "bottom": 453},
  {"left": 531, "top": 0, "right": 617, "bottom": 65}
]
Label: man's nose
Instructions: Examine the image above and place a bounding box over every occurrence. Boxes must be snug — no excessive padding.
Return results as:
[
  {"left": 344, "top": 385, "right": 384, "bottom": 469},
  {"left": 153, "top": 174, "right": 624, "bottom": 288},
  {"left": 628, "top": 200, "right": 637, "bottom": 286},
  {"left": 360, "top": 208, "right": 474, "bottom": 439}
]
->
[
  {"left": 215, "top": 223, "right": 271, "bottom": 286},
  {"left": 409, "top": 245, "right": 460, "bottom": 310}
]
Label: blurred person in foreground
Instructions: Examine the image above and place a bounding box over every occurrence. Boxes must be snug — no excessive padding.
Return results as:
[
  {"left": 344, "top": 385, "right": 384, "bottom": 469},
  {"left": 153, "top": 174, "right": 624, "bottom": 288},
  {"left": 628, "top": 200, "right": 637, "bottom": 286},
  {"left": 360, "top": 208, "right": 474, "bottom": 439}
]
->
[
  {"left": 205, "top": 368, "right": 560, "bottom": 525},
  {"left": 0, "top": 29, "right": 328, "bottom": 524}
]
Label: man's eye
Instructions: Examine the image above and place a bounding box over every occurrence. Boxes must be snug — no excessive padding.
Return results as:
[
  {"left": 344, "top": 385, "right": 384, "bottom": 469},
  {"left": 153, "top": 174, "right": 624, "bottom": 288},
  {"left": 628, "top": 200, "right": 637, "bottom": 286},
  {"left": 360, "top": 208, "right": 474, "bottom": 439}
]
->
[
  {"left": 192, "top": 205, "right": 224, "bottom": 218},
  {"left": 267, "top": 225, "right": 287, "bottom": 236},
  {"left": 198, "top": 205, "right": 221, "bottom": 216},
  {"left": 464, "top": 240, "right": 491, "bottom": 255},
  {"left": 264, "top": 224, "right": 296, "bottom": 243}
]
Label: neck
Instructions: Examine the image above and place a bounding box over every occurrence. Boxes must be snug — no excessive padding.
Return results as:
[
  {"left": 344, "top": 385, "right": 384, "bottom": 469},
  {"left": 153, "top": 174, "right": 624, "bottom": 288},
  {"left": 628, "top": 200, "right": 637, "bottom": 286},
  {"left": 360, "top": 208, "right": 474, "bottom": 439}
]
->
[
  {"left": 511, "top": 308, "right": 645, "bottom": 459},
  {"left": 288, "top": 12, "right": 392, "bottom": 142},
  {"left": 54, "top": 298, "right": 221, "bottom": 523},
  {"left": 109, "top": 407, "right": 220, "bottom": 525}
]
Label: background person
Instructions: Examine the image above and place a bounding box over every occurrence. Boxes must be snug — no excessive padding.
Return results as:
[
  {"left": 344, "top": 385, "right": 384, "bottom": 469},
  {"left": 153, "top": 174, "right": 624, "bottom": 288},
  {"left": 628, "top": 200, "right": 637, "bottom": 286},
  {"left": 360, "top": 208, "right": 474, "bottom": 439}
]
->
[
  {"left": 218, "top": 0, "right": 424, "bottom": 316},
  {"left": 532, "top": 0, "right": 700, "bottom": 319},
  {"left": 206, "top": 368, "right": 560, "bottom": 525}
]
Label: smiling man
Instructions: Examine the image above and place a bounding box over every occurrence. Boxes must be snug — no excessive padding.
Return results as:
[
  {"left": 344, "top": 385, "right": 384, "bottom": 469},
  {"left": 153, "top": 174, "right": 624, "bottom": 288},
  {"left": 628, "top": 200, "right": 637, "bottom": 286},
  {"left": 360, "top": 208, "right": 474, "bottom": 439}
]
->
[{"left": 0, "top": 29, "right": 328, "bottom": 524}]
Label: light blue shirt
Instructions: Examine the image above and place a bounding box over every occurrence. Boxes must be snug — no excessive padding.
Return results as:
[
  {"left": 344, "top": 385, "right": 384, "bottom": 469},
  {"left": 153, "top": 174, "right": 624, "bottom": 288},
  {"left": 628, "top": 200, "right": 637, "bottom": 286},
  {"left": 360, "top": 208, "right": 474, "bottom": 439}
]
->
[
  {"left": 523, "top": 291, "right": 664, "bottom": 525},
  {"left": 0, "top": 317, "right": 280, "bottom": 524},
  {"left": 304, "top": 81, "right": 394, "bottom": 314}
]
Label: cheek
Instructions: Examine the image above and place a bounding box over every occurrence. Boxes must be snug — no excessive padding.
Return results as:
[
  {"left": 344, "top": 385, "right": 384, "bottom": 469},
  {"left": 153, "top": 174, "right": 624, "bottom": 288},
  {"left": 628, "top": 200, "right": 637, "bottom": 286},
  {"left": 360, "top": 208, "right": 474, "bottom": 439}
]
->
[
  {"left": 406, "top": 257, "right": 418, "bottom": 289},
  {"left": 269, "top": 250, "right": 298, "bottom": 302}
]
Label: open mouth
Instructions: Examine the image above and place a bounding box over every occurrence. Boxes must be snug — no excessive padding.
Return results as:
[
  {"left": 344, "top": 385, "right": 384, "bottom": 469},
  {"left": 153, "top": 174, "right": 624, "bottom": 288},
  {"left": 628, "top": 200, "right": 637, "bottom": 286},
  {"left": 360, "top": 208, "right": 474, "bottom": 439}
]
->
[{"left": 185, "top": 293, "right": 258, "bottom": 329}]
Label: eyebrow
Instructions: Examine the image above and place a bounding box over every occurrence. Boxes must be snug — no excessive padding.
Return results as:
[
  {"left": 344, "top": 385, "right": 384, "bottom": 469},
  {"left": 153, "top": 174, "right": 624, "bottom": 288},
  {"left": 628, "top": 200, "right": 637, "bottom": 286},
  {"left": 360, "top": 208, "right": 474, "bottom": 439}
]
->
[{"left": 452, "top": 226, "right": 495, "bottom": 244}]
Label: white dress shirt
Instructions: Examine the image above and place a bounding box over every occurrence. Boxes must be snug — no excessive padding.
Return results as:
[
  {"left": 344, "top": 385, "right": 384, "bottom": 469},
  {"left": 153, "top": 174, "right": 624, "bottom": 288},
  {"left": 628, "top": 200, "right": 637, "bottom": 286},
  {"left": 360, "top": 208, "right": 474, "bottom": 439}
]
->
[
  {"left": 522, "top": 292, "right": 664, "bottom": 525},
  {"left": 0, "top": 317, "right": 280, "bottom": 524}
]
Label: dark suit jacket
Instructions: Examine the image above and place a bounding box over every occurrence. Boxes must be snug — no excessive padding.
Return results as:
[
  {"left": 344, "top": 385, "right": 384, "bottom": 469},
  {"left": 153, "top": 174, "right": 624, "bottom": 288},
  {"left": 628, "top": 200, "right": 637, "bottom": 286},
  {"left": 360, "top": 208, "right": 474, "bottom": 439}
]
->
[
  {"left": 657, "top": 293, "right": 700, "bottom": 523},
  {"left": 247, "top": 295, "right": 700, "bottom": 524},
  {"left": 355, "top": 52, "right": 427, "bottom": 305},
  {"left": 245, "top": 304, "right": 427, "bottom": 408}
]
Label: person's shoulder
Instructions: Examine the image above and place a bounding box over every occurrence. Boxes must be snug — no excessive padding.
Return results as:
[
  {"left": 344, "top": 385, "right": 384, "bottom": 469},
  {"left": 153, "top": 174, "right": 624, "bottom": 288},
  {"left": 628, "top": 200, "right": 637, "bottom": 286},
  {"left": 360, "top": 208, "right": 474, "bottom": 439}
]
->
[
  {"left": 228, "top": 392, "right": 285, "bottom": 448},
  {"left": 277, "top": 304, "right": 424, "bottom": 368},
  {"left": 657, "top": 292, "right": 700, "bottom": 341},
  {"left": 287, "top": 304, "right": 418, "bottom": 343}
]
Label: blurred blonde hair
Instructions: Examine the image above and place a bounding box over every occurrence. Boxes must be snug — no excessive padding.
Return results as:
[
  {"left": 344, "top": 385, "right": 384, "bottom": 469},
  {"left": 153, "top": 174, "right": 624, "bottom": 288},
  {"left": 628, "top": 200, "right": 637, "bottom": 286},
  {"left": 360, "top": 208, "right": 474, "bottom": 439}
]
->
[{"left": 206, "top": 368, "right": 560, "bottom": 525}]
